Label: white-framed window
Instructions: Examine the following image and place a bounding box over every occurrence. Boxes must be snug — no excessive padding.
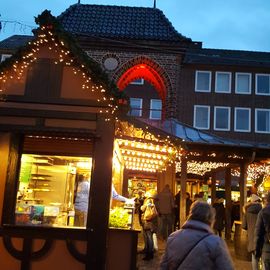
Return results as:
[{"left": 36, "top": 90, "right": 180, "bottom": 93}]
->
[
  {"left": 130, "top": 78, "right": 144, "bottom": 85},
  {"left": 234, "top": 107, "right": 251, "bottom": 132},
  {"left": 214, "top": 106, "right": 231, "bottom": 131},
  {"left": 215, "top": 72, "right": 231, "bottom": 93},
  {"left": 235, "top": 73, "right": 251, "bottom": 94},
  {"left": 150, "top": 99, "right": 162, "bottom": 120},
  {"left": 1, "top": 54, "right": 12, "bottom": 62},
  {"left": 195, "top": 71, "right": 211, "bottom": 92},
  {"left": 255, "top": 74, "right": 270, "bottom": 95},
  {"left": 193, "top": 105, "right": 210, "bottom": 130},
  {"left": 128, "top": 98, "right": 143, "bottom": 117},
  {"left": 255, "top": 108, "right": 270, "bottom": 133}
]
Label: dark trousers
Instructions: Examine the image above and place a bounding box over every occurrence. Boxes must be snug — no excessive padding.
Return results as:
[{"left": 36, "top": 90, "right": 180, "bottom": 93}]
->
[{"left": 143, "top": 229, "right": 154, "bottom": 257}]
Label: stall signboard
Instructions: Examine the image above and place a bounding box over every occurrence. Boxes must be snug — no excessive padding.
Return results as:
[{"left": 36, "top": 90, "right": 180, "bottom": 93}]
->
[{"left": 202, "top": 184, "right": 209, "bottom": 201}]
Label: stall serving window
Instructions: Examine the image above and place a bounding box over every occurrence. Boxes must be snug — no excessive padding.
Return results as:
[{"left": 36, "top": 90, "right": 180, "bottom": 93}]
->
[{"left": 14, "top": 136, "right": 93, "bottom": 229}]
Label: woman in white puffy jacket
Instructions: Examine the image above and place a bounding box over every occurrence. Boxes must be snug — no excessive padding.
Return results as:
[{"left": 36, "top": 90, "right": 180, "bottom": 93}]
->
[{"left": 160, "top": 201, "right": 234, "bottom": 270}]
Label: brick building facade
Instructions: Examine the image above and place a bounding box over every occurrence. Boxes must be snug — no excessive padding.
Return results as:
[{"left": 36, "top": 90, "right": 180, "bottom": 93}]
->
[{"left": 2, "top": 4, "right": 269, "bottom": 145}]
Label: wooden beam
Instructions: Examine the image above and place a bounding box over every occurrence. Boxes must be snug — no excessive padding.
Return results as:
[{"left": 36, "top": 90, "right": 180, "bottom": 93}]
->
[
  {"left": 187, "top": 155, "right": 247, "bottom": 164},
  {"left": 86, "top": 116, "right": 115, "bottom": 270},
  {"left": 239, "top": 163, "right": 248, "bottom": 221},
  {"left": 180, "top": 158, "right": 187, "bottom": 227},
  {"left": 211, "top": 172, "right": 216, "bottom": 205}
]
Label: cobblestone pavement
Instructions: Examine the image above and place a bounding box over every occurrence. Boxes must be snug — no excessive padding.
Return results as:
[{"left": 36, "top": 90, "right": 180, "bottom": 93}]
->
[{"left": 136, "top": 232, "right": 252, "bottom": 270}]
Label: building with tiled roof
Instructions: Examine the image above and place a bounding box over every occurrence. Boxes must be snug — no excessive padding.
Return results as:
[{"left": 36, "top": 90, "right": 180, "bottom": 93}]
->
[
  {"left": 0, "top": 6, "right": 270, "bottom": 270},
  {"left": 0, "top": 3, "right": 269, "bottom": 147},
  {"left": 58, "top": 4, "right": 191, "bottom": 43}
]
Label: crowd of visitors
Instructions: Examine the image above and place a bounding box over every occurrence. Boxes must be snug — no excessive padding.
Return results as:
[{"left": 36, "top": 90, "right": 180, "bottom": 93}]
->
[{"left": 135, "top": 185, "right": 270, "bottom": 270}]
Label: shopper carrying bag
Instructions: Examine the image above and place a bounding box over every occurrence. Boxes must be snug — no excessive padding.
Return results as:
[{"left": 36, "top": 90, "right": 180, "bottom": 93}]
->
[{"left": 160, "top": 201, "right": 234, "bottom": 270}]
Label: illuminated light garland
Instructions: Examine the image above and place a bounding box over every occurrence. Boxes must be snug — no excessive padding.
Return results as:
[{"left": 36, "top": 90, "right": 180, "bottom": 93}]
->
[
  {"left": 114, "top": 121, "right": 184, "bottom": 172},
  {"left": 175, "top": 160, "right": 229, "bottom": 176},
  {"left": 0, "top": 10, "right": 128, "bottom": 121},
  {"left": 231, "top": 163, "right": 270, "bottom": 180}
]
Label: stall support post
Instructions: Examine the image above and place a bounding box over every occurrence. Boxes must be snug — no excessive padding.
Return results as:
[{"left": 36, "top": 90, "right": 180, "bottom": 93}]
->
[
  {"left": 122, "top": 168, "right": 129, "bottom": 198},
  {"left": 0, "top": 133, "right": 12, "bottom": 225},
  {"left": 239, "top": 163, "right": 248, "bottom": 221},
  {"left": 2, "top": 133, "right": 23, "bottom": 225},
  {"left": 164, "top": 162, "right": 176, "bottom": 193},
  {"left": 86, "top": 117, "right": 115, "bottom": 270},
  {"left": 180, "top": 157, "right": 187, "bottom": 227},
  {"left": 211, "top": 172, "right": 216, "bottom": 205},
  {"left": 225, "top": 168, "right": 232, "bottom": 240}
]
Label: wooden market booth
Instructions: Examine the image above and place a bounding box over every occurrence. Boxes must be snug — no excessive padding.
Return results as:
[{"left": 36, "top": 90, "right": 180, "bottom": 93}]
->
[{"left": 0, "top": 11, "right": 142, "bottom": 270}]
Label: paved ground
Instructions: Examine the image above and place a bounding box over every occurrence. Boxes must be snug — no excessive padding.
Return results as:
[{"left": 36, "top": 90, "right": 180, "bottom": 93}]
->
[{"left": 136, "top": 232, "right": 253, "bottom": 270}]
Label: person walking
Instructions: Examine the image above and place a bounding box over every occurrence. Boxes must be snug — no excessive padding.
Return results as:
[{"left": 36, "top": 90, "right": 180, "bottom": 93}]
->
[
  {"left": 213, "top": 198, "right": 225, "bottom": 237},
  {"left": 174, "top": 191, "right": 193, "bottom": 230},
  {"left": 160, "top": 201, "right": 234, "bottom": 270},
  {"left": 156, "top": 184, "right": 175, "bottom": 240},
  {"left": 242, "top": 193, "right": 262, "bottom": 270},
  {"left": 140, "top": 191, "right": 158, "bottom": 261},
  {"left": 255, "top": 192, "right": 270, "bottom": 270}
]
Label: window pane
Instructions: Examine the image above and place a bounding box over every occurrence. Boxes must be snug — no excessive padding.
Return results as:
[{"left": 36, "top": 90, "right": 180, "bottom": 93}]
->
[
  {"left": 216, "top": 73, "right": 230, "bottom": 92},
  {"left": 15, "top": 154, "right": 92, "bottom": 228},
  {"left": 235, "top": 109, "right": 249, "bottom": 131},
  {"left": 215, "top": 108, "right": 229, "bottom": 129},
  {"left": 150, "top": 99, "right": 162, "bottom": 119},
  {"left": 130, "top": 78, "right": 144, "bottom": 85},
  {"left": 236, "top": 74, "right": 250, "bottom": 93},
  {"left": 257, "top": 110, "right": 270, "bottom": 132},
  {"left": 129, "top": 98, "right": 142, "bottom": 117},
  {"left": 196, "top": 72, "right": 210, "bottom": 91},
  {"left": 195, "top": 107, "right": 209, "bottom": 129},
  {"left": 257, "top": 75, "right": 270, "bottom": 94}
]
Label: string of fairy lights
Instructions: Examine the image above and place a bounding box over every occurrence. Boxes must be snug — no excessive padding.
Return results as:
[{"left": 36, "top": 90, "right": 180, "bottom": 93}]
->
[
  {"left": 231, "top": 163, "right": 270, "bottom": 180},
  {"left": 0, "top": 13, "right": 121, "bottom": 117},
  {"left": 175, "top": 160, "right": 229, "bottom": 176},
  {"left": 115, "top": 120, "right": 180, "bottom": 172},
  {"left": 115, "top": 121, "right": 270, "bottom": 180}
]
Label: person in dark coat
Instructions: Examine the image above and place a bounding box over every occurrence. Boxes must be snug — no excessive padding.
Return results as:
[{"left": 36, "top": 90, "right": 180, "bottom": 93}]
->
[
  {"left": 156, "top": 184, "right": 175, "bottom": 240},
  {"left": 213, "top": 198, "right": 225, "bottom": 237},
  {"left": 174, "top": 191, "right": 193, "bottom": 230},
  {"left": 231, "top": 199, "right": 240, "bottom": 230},
  {"left": 242, "top": 194, "right": 262, "bottom": 270},
  {"left": 255, "top": 192, "right": 270, "bottom": 270},
  {"left": 160, "top": 201, "right": 234, "bottom": 270}
]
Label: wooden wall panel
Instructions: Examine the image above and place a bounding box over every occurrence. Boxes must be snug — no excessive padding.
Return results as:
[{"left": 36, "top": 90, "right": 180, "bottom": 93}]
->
[{"left": 23, "top": 136, "right": 93, "bottom": 156}]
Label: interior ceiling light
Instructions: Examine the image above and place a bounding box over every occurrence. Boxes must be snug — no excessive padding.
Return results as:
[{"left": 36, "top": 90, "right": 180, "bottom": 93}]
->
[{"left": 116, "top": 138, "right": 176, "bottom": 172}]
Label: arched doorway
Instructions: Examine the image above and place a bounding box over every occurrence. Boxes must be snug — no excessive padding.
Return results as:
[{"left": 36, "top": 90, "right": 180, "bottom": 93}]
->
[{"left": 113, "top": 56, "right": 173, "bottom": 119}]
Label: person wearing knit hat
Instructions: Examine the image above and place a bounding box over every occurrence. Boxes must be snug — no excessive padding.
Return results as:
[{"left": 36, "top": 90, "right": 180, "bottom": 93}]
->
[{"left": 242, "top": 193, "right": 262, "bottom": 270}]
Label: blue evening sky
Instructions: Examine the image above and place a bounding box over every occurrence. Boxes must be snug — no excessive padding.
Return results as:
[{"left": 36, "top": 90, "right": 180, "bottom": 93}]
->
[{"left": 1, "top": 0, "right": 270, "bottom": 52}]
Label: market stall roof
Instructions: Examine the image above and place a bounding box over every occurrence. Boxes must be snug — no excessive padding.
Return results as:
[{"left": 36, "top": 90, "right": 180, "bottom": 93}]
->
[
  {"left": 116, "top": 117, "right": 270, "bottom": 175},
  {"left": 131, "top": 118, "right": 270, "bottom": 150},
  {"left": 0, "top": 10, "right": 126, "bottom": 106}
]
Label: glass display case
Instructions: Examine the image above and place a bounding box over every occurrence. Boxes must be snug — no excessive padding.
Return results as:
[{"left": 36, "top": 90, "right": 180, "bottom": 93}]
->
[{"left": 15, "top": 154, "right": 92, "bottom": 228}]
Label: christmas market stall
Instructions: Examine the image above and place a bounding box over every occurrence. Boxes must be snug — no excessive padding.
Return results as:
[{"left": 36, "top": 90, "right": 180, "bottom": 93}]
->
[{"left": 0, "top": 10, "right": 139, "bottom": 270}]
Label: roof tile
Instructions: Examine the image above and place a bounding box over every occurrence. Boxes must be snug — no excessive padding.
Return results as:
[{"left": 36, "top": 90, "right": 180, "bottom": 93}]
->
[{"left": 58, "top": 4, "right": 191, "bottom": 42}]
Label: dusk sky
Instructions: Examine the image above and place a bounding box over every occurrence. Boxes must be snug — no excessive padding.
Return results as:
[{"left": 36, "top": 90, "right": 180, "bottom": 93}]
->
[{"left": 1, "top": 0, "right": 270, "bottom": 52}]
